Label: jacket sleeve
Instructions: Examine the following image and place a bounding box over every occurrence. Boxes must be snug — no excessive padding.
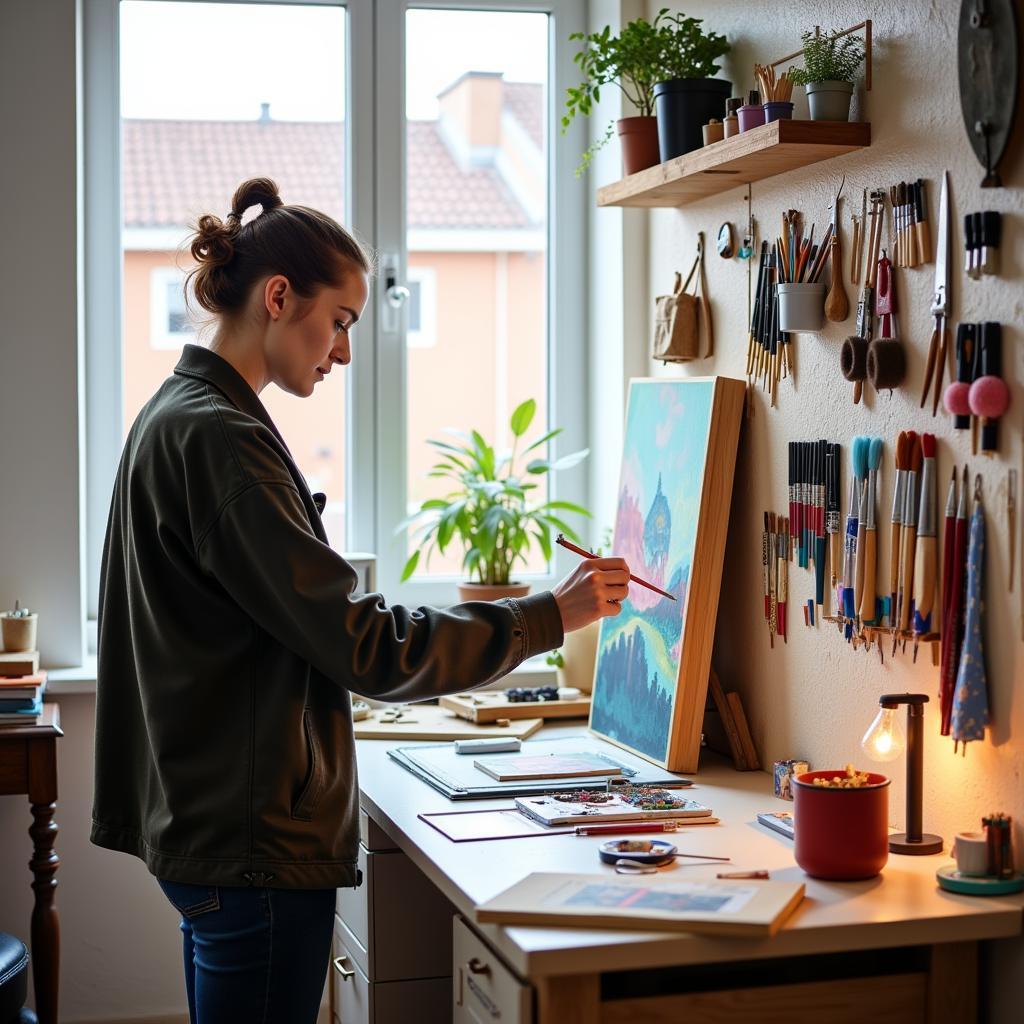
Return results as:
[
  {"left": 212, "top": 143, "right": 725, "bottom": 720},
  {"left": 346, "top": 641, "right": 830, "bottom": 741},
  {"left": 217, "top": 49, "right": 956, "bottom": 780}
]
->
[{"left": 196, "top": 479, "right": 564, "bottom": 701}]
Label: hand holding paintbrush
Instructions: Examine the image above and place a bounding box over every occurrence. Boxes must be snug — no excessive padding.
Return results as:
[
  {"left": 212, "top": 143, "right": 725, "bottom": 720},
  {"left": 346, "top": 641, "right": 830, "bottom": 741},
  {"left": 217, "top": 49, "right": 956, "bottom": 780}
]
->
[{"left": 555, "top": 534, "right": 670, "bottom": 604}]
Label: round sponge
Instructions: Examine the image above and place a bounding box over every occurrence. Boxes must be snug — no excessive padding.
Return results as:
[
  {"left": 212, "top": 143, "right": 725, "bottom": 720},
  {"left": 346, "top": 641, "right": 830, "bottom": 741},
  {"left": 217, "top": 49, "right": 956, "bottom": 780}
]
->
[
  {"left": 968, "top": 375, "right": 1011, "bottom": 418},
  {"left": 944, "top": 381, "right": 971, "bottom": 416}
]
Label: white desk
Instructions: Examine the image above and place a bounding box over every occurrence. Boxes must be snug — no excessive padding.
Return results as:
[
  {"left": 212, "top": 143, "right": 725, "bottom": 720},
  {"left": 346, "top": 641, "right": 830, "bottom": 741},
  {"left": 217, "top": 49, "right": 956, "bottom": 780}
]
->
[{"left": 352, "top": 725, "right": 1022, "bottom": 1023}]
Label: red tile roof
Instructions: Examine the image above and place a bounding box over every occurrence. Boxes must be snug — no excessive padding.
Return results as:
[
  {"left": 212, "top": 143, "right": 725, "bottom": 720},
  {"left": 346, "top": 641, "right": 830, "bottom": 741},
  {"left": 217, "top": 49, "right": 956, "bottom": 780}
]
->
[{"left": 123, "top": 87, "right": 542, "bottom": 231}]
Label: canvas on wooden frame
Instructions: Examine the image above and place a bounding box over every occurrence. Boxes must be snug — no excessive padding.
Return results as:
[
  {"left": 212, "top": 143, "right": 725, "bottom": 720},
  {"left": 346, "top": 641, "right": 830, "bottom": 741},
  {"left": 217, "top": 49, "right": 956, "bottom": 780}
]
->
[{"left": 588, "top": 377, "right": 745, "bottom": 772}]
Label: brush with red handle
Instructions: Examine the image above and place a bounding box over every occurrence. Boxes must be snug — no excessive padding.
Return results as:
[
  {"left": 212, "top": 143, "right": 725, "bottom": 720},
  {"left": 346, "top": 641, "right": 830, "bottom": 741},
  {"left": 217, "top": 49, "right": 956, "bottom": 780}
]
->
[{"left": 555, "top": 535, "right": 676, "bottom": 602}]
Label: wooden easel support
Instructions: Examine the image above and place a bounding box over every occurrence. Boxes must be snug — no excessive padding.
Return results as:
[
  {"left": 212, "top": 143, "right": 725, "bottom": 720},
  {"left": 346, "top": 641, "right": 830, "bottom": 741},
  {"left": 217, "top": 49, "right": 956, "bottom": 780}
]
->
[{"left": 707, "top": 669, "right": 760, "bottom": 771}]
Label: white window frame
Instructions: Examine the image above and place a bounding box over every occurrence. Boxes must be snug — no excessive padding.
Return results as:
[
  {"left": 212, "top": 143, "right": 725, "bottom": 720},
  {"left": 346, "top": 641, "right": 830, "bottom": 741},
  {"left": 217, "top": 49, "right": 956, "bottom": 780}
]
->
[
  {"left": 84, "top": 0, "right": 587, "bottom": 622},
  {"left": 404, "top": 266, "right": 436, "bottom": 349},
  {"left": 374, "top": 0, "right": 588, "bottom": 608},
  {"left": 148, "top": 265, "right": 196, "bottom": 349}
]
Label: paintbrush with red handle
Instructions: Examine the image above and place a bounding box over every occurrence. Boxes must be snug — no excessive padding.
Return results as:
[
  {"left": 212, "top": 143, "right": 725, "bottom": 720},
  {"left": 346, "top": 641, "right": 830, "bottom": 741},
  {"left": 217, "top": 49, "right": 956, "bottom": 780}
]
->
[{"left": 556, "top": 534, "right": 676, "bottom": 601}]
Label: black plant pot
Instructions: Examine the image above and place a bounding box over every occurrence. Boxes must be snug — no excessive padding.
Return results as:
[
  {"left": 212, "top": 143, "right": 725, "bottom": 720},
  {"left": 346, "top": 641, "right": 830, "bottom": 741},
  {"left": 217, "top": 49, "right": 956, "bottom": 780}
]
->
[{"left": 654, "top": 77, "right": 733, "bottom": 160}]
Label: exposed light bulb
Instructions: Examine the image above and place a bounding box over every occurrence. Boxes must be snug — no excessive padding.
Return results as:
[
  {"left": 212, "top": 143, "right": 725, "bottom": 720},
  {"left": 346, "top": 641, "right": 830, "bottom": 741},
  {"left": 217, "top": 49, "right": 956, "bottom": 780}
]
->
[{"left": 861, "top": 706, "right": 905, "bottom": 763}]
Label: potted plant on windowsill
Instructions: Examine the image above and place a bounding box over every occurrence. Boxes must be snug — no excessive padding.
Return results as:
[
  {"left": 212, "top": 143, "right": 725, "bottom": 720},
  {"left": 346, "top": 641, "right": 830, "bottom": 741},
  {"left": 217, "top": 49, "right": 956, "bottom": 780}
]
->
[
  {"left": 564, "top": 12, "right": 673, "bottom": 177},
  {"left": 398, "top": 399, "right": 591, "bottom": 603},
  {"left": 650, "top": 10, "right": 731, "bottom": 160},
  {"left": 787, "top": 28, "right": 865, "bottom": 122}
]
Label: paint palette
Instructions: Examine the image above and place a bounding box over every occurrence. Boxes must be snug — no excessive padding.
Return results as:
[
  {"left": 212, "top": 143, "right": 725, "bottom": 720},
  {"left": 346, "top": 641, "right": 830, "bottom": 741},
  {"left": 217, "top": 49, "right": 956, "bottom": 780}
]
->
[{"left": 515, "top": 790, "right": 712, "bottom": 827}]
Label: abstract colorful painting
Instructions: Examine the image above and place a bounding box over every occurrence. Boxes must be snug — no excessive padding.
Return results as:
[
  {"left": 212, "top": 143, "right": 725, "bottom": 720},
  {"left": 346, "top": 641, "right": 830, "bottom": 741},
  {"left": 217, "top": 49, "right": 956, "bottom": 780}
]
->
[{"left": 589, "top": 377, "right": 744, "bottom": 771}]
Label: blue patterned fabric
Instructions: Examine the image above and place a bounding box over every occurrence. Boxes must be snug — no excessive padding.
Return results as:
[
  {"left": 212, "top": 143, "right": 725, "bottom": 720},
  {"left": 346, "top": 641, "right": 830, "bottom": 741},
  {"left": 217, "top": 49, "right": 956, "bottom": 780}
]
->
[{"left": 950, "top": 501, "right": 988, "bottom": 746}]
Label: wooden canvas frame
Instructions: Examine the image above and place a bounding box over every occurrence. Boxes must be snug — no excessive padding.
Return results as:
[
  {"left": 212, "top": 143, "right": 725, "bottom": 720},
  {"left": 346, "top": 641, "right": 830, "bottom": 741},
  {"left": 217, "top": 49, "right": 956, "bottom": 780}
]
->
[{"left": 588, "top": 376, "right": 745, "bottom": 773}]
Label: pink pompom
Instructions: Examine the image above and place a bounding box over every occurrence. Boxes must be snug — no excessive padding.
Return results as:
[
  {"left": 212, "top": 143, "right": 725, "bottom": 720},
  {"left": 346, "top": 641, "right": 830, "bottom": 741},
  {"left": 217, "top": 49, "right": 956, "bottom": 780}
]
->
[
  {"left": 968, "top": 375, "right": 1011, "bottom": 418},
  {"left": 944, "top": 381, "right": 971, "bottom": 416}
]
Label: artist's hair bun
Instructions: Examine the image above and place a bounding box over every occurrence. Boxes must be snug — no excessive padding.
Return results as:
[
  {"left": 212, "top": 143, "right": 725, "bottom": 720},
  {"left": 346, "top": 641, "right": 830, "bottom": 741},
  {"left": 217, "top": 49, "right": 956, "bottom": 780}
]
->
[{"left": 229, "top": 176, "right": 283, "bottom": 223}]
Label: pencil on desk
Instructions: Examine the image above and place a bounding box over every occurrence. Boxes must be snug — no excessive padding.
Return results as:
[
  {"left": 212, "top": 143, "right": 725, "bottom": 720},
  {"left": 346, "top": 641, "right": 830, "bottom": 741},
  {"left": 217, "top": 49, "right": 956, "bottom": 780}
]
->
[{"left": 555, "top": 534, "right": 676, "bottom": 601}]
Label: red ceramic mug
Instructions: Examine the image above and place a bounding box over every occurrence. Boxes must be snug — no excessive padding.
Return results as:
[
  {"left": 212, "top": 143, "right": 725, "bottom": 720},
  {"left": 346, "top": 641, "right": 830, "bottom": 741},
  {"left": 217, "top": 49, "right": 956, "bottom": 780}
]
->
[{"left": 792, "top": 770, "right": 890, "bottom": 880}]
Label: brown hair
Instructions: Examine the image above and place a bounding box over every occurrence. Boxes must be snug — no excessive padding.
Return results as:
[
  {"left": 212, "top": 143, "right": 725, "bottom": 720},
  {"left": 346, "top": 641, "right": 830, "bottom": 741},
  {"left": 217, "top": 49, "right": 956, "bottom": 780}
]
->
[{"left": 184, "top": 176, "right": 371, "bottom": 321}]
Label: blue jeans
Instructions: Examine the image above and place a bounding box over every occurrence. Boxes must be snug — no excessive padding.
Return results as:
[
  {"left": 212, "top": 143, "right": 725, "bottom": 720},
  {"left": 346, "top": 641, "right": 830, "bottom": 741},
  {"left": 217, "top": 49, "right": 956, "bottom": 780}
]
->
[{"left": 157, "top": 878, "right": 336, "bottom": 1024}]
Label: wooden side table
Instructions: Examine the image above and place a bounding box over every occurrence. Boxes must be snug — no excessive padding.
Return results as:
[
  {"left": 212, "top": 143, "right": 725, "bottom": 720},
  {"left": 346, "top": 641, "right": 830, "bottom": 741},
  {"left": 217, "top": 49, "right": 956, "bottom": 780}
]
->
[{"left": 0, "top": 702, "right": 62, "bottom": 1024}]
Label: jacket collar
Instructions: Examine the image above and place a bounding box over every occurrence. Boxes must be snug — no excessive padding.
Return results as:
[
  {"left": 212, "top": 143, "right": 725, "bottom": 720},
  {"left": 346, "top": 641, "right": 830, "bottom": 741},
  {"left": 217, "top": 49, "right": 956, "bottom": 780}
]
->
[
  {"left": 174, "top": 344, "right": 289, "bottom": 451},
  {"left": 173, "top": 344, "right": 327, "bottom": 518}
]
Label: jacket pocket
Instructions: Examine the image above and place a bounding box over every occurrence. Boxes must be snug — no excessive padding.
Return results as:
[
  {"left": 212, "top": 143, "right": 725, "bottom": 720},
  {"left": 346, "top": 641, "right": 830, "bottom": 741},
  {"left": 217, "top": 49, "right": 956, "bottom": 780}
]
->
[
  {"left": 157, "top": 880, "right": 221, "bottom": 919},
  {"left": 291, "top": 708, "right": 325, "bottom": 821}
]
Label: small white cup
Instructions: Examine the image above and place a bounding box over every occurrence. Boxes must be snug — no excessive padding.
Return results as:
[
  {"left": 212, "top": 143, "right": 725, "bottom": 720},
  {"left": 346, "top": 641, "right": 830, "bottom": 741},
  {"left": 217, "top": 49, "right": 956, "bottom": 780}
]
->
[{"left": 953, "top": 831, "right": 989, "bottom": 877}]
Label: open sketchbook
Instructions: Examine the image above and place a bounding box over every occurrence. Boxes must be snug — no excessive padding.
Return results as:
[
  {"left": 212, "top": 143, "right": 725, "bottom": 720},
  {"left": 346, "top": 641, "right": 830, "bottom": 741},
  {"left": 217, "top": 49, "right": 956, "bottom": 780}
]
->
[{"left": 476, "top": 873, "right": 805, "bottom": 938}]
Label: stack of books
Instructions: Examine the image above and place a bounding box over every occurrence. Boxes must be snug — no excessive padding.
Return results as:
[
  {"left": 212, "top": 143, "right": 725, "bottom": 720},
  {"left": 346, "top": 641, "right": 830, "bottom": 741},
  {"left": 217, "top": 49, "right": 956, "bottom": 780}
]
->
[{"left": 0, "top": 649, "right": 45, "bottom": 726}]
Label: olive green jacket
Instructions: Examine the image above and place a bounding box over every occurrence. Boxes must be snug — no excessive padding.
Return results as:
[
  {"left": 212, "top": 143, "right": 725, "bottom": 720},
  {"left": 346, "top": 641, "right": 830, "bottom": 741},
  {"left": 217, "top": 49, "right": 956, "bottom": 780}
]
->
[{"left": 91, "top": 344, "right": 563, "bottom": 888}]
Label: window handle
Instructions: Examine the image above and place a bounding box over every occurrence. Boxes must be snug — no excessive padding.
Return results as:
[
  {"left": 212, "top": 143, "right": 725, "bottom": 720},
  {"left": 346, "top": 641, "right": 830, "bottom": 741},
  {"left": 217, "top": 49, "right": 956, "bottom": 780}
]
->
[{"left": 386, "top": 282, "right": 410, "bottom": 309}]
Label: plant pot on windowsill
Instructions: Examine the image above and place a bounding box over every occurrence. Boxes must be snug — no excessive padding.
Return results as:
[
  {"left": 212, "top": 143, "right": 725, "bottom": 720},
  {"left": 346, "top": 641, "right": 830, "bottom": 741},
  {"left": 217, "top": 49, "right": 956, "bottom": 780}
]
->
[
  {"left": 617, "top": 116, "right": 660, "bottom": 175},
  {"left": 804, "top": 80, "right": 854, "bottom": 122},
  {"left": 458, "top": 581, "right": 531, "bottom": 603}
]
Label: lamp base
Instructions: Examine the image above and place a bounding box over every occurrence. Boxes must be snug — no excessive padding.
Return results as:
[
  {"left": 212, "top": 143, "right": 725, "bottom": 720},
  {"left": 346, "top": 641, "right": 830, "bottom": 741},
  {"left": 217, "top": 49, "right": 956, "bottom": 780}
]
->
[{"left": 889, "top": 832, "right": 943, "bottom": 855}]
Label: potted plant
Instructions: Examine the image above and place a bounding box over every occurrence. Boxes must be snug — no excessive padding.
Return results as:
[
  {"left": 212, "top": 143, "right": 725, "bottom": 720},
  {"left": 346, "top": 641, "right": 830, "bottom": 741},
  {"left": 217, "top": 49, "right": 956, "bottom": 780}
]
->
[
  {"left": 398, "top": 399, "right": 591, "bottom": 603},
  {"left": 650, "top": 9, "right": 731, "bottom": 160},
  {"left": 787, "top": 29, "right": 865, "bottom": 122},
  {"left": 563, "top": 14, "right": 668, "bottom": 177}
]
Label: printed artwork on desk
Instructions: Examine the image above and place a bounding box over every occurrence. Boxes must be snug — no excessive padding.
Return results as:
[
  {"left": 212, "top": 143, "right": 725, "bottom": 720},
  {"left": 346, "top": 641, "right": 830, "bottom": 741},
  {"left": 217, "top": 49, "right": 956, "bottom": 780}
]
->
[{"left": 589, "top": 378, "right": 745, "bottom": 772}]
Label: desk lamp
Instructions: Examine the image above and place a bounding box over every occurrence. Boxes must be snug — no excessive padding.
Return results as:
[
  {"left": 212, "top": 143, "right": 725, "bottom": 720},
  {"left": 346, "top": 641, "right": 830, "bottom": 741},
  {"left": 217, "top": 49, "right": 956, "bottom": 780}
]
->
[{"left": 861, "top": 693, "right": 943, "bottom": 855}]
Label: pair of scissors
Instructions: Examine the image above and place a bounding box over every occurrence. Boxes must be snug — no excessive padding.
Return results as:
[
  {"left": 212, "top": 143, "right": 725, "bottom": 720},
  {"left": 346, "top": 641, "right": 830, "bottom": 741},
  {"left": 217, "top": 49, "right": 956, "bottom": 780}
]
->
[{"left": 920, "top": 170, "right": 951, "bottom": 415}]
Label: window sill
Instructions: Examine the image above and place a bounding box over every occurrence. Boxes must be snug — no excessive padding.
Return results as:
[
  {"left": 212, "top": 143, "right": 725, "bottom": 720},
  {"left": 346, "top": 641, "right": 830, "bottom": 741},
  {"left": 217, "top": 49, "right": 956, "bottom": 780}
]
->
[{"left": 42, "top": 653, "right": 555, "bottom": 698}]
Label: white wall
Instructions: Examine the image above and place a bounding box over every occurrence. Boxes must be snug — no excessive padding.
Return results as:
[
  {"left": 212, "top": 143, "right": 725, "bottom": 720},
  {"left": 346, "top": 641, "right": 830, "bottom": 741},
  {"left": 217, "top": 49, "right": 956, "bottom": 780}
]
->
[
  {"left": 637, "top": 2, "right": 1023, "bottom": 1019},
  {"left": 0, "top": 0, "right": 86, "bottom": 667}
]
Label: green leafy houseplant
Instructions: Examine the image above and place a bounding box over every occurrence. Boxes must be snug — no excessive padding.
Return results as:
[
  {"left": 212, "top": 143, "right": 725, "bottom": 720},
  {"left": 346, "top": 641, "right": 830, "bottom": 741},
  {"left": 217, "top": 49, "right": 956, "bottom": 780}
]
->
[
  {"left": 564, "top": 9, "right": 730, "bottom": 176},
  {"left": 398, "top": 399, "right": 591, "bottom": 586},
  {"left": 787, "top": 30, "right": 864, "bottom": 85}
]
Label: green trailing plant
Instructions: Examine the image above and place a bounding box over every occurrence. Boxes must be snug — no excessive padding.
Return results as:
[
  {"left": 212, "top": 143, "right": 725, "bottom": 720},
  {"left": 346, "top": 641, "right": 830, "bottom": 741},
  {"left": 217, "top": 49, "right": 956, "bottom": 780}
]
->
[
  {"left": 564, "top": 9, "right": 730, "bottom": 176},
  {"left": 787, "top": 29, "right": 865, "bottom": 85},
  {"left": 545, "top": 649, "right": 565, "bottom": 670},
  {"left": 397, "top": 399, "right": 591, "bottom": 586}
]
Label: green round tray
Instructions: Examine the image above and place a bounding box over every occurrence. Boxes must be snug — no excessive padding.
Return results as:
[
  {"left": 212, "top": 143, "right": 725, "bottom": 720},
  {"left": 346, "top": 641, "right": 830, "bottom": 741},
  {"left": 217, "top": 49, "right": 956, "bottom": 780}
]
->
[{"left": 936, "top": 863, "right": 1024, "bottom": 896}]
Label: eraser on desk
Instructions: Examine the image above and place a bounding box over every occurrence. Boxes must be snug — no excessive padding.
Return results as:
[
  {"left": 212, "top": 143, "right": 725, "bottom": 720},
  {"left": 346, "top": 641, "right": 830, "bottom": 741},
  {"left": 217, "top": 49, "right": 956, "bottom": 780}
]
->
[{"left": 453, "top": 737, "right": 522, "bottom": 755}]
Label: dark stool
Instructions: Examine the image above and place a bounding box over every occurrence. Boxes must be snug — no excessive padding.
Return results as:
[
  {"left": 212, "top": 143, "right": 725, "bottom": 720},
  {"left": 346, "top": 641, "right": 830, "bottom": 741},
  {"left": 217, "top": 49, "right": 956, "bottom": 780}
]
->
[{"left": 0, "top": 933, "right": 36, "bottom": 1024}]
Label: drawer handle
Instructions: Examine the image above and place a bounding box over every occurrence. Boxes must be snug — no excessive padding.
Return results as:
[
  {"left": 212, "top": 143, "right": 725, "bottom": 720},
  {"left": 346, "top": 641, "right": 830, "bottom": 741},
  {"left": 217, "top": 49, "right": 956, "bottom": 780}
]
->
[
  {"left": 332, "top": 956, "right": 355, "bottom": 981},
  {"left": 467, "top": 957, "right": 490, "bottom": 976}
]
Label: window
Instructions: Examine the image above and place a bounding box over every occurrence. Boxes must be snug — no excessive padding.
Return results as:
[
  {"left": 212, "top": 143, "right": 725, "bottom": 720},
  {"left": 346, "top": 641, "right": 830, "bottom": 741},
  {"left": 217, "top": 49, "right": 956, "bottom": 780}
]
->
[
  {"left": 405, "top": 266, "right": 436, "bottom": 349},
  {"left": 117, "top": 0, "right": 349, "bottom": 544},
  {"left": 86, "top": 0, "right": 586, "bottom": 622},
  {"left": 148, "top": 267, "right": 195, "bottom": 349}
]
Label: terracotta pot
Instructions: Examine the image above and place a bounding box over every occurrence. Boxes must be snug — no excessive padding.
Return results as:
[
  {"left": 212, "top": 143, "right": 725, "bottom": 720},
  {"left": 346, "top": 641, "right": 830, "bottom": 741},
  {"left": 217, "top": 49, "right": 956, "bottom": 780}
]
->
[
  {"left": 556, "top": 619, "right": 601, "bottom": 694},
  {"left": 457, "top": 582, "right": 531, "bottom": 603},
  {"left": 793, "top": 770, "right": 890, "bottom": 880},
  {"left": 616, "top": 116, "right": 660, "bottom": 176}
]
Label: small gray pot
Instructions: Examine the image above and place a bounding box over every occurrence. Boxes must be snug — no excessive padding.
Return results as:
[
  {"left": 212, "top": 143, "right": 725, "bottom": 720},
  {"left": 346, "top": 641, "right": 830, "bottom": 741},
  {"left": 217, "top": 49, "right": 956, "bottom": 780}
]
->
[{"left": 804, "top": 80, "right": 854, "bottom": 121}]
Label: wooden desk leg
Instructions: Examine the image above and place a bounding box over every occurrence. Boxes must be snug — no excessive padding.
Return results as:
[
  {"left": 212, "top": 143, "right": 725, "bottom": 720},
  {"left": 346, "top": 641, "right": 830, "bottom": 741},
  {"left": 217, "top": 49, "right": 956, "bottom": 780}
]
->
[
  {"left": 536, "top": 974, "right": 599, "bottom": 1024},
  {"left": 927, "top": 941, "right": 977, "bottom": 1023},
  {"left": 28, "top": 730, "right": 60, "bottom": 1024}
]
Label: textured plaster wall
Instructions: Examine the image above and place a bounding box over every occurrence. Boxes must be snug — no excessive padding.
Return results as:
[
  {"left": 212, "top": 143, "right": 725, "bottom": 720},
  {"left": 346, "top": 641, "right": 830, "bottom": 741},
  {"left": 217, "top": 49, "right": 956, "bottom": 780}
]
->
[{"left": 636, "top": 2, "right": 1023, "bottom": 1016}]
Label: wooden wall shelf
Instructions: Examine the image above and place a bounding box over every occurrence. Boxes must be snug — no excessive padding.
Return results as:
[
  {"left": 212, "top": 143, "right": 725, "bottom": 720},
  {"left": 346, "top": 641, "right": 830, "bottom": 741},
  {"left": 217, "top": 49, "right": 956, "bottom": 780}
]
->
[{"left": 596, "top": 120, "right": 871, "bottom": 208}]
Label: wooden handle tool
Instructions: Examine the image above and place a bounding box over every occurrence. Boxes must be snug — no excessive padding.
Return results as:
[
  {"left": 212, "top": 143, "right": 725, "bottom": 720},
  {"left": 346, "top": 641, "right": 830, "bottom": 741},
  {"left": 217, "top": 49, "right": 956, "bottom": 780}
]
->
[{"left": 825, "top": 234, "right": 849, "bottom": 322}]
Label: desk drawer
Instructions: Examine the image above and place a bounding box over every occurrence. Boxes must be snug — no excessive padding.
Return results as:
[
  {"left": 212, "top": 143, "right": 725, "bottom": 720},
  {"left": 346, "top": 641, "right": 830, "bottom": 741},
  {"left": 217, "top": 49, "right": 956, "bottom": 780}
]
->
[
  {"left": 359, "top": 807, "right": 398, "bottom": 851},
  {"left": 453, "top": 915, "right": 531, "bottom": 1024},
  {"left": 336, "top": 845, "right": 454, "bottom": 982},
  {"left": 333, "top": 921, "right": 450, "bottom": 1024}
]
